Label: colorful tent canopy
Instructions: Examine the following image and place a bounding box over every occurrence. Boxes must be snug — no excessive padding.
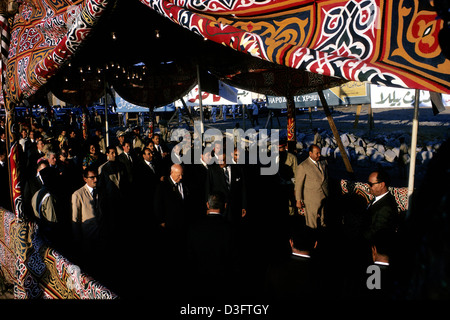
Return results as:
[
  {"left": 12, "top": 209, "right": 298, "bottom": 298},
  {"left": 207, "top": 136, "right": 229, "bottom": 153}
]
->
[
  {"left": 3, "top": 0, "right": 111, "bottom": 104},
  {"left": 1, "top": 0, "right": 449, "bottom": 107},
  {"left": 138, "top": 0, "right": 450, "bottom": 94}
]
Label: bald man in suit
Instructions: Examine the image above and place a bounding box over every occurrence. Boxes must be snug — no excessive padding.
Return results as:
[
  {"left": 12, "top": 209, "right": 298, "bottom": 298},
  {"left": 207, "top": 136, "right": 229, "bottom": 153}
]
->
[{"left": 295, "top": 144, "right": 329, "bottom": 229}]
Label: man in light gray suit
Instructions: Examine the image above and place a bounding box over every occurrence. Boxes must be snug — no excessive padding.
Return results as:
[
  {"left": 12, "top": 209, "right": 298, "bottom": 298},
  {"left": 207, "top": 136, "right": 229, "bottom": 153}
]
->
[{"left": 295, "top": 144, "right": 329, "bottom": 229}]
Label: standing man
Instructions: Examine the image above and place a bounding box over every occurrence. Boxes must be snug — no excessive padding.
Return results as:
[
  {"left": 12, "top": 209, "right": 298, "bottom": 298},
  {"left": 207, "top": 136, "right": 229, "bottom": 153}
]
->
[
  {"left": 98, "top": 146, "right": 128, "bottom": 236},
  {"left": 154, "top": 164, "right": 190, "bottom": 234},
  {"left": 364, "top": 170, "right": 399, "bottom": 242},
  {"left": 277, "top": 139, "right": 298, "bottom": 216},
  {"left": 117, "top": 141, "right": 134, "bottom": 184},
  {"left": 251, "top": 102, "right": 259, "bottom": 126},
  {"left": 295, "top": 144, "right": 329, "bottom": 229},
  {"left": 131, "top": 127, "right": 145, "bottom": 156},
  {"left": 115, "top": 130, "right": 126, "bottom": 155},
  {"left": 206, "top": 151, "right": 247, "bottom": 224},
  {"left": 186, "top": 193, "right": 239, "bottom": 299},
  {"left": 134, "top": 147, "right": 161, "bottom": 211},
  {"left": 71, "top": 166, "right": 104, "bottom": 272}
]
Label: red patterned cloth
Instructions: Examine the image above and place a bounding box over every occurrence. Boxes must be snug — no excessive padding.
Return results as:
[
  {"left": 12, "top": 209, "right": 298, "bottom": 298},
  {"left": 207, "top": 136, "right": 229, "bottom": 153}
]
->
[
  {"left": 140, "top": 0, "right": 450, "bottom": 94},
  {"left": 340, "top": 179, "right": 409, "bottom": 212}
]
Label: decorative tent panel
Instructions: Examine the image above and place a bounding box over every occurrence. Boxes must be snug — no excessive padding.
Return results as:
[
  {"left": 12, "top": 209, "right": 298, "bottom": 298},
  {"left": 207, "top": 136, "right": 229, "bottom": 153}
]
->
[
  {"left": 5, "top": 0, "right": 111, "bottom": 103},
  {"left": 0, "top": 208, "right": 117, "bottom": 299},
  {"left": 140, "top": 0, "right": 450, "bottom": 94}
]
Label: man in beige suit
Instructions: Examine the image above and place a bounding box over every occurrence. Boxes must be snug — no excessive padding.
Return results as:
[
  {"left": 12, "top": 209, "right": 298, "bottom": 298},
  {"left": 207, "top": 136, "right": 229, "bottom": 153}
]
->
[
  {"left": 71, "top": 166, "right": 103, "bottom": 265},
  {"left": 295, "top": 144, "right": 329, "bottom": 229}
]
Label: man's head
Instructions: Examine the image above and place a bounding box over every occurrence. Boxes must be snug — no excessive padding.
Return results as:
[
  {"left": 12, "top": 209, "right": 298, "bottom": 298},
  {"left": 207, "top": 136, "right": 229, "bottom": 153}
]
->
[
  {"left": 106, "top": 146, "right": 117, "bottom": 161},
  {"left": 217, "top": 152, "right": 227, "bottom": 168},
  {"left": 368, "top": 170, "right": 390, "bottom": 197},
  {"left": 207, "top": 192, "right": 226, "bottom": 214},
  {"left": 232, "top": 147, "right": 240, "bottom": 163},
  {"left": 213, "top": 140, "right": 222, "bottom": 156},
  {"left": 308, "top": 144, "right": 321, "bottom": 162},
  {"left": 202, "top": 149, "right": 212, "bottom": 165},
  {"left": 83, "top": 167, "right": 98, "bottom": 188},
  {"left": 170, "top": 164, "right": 183, "bottom": 183},
  {"left": 152, "top": 134, "right": 160, "bottom": 145},
  {"left": 117, "top": 134, "right": 125, "bottom": 145},
  {"left": 142, "top": 147, "right": 153, "bottom": 162},
  {"left": 46, "top": 151, "right": 57, "bottom": 166},
  {"left": 36, "top": 139, "right": 45, "bottom": 151},
  {"left": 36, "top": 159, "right": 49, "bottom": 173},
  {"left": 290, "top": 222, "right": 317, "bottom": 254},
  {"left": 371, "top": 229, "right": 395, "bottom": 263},
  {"left": 123, "top": 142, "right": 131, "bottom": 154}
]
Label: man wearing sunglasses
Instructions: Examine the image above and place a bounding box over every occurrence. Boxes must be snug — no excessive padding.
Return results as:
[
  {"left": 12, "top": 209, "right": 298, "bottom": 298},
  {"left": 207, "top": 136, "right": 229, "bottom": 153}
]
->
[{"left": 364, "top": 170, "right": 398, "bottom": 243}]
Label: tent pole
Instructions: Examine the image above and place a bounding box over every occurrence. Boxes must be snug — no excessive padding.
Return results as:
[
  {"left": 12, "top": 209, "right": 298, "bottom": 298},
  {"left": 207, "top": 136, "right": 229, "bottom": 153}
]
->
[
  {"left": 407, "top": 89, "right": 420, "bottom": 217},
  {"left": 286, "top": 94, "right": 297, "bottom": 153},
  {"left": 196, "top": 64, "right": 204, "bottom": 137},
  {"left": 4, "top": 97, "right": 23, "bottom": 219},
  {"left": 104, "top": 80, "right": 110, "bottom": 147},
  {"left": 318, "top": 90, "right": 354, "bottom": 175}
]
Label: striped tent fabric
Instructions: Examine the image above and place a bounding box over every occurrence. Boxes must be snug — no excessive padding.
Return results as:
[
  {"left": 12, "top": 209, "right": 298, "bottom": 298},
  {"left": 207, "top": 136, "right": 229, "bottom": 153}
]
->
[{"left": 0, "top": 14, "right": 10, "bottom": 106}]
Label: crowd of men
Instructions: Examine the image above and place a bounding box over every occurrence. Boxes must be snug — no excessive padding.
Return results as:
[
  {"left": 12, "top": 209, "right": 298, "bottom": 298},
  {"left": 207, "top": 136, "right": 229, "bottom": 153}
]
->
[{"left": 0, "top": 112, "right": 411, "bottom": 300}]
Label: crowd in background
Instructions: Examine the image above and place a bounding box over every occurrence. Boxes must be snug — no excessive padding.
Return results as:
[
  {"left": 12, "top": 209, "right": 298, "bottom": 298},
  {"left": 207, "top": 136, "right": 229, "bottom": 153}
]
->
[{"left": 1, "top": 107, "right": 450, "bottom": 301}]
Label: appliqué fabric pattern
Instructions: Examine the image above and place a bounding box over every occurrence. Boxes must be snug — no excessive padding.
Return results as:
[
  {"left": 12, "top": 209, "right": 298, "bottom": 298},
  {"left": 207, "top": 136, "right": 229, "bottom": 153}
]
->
[
  {"left": 140, "top": 0, "right": 450, "bottom": 93},
  {"left": 0, "top": 208, "right": 117, "bottom": 299}
]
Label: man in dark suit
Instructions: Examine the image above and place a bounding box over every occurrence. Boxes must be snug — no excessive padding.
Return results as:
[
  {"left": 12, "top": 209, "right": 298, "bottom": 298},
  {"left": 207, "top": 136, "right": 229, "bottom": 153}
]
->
[
  {"left": 186, "top": 192, "right": 240, "bottom": 299},
  {"left": 265, "top": 219, "right": 319, "bottom": 299},
  {"left": 153, "top": 163, "right": 191, "bottom": 297},
  {"left": 206, "top": 151, "right": 247, "bottom": 224},
  {"left": 364, "top": 170, "right": 399, "bottom": 242},
  {"left": 184, "top": 149, "right": 211, "bottom": 222},
  {"left": 117, "top": 141, "right": 134, "bottom": 185},
  {"left": 133, "top": 148, "right": 160, "bottom": 215},
  {"left": 26, "top": 138, "right": 46, "bottom": 178},
  {"left": 366, "top": 229, "right": 396, "bottom": 300},
  {"left": 154, "top": 163, "right": 190, "bottom": 234}
]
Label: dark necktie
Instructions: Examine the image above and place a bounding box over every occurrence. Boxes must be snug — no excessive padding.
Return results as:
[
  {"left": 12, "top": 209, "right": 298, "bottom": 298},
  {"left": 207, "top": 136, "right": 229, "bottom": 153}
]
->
[
  {"left": 223, "top": 166, "right": 230, "bottom": 189},
  {"left": 176, "top": 182, "right": 184, "bottom": 199},
  {"left": 92, "top": 188, "right": 98, "bottom": 213}
]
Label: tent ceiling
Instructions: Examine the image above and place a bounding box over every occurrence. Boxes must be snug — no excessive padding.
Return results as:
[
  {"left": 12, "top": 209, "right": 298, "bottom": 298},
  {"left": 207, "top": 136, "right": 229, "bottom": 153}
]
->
[{"left": 44, "top": 0, "right": 344, "bottom": 107}]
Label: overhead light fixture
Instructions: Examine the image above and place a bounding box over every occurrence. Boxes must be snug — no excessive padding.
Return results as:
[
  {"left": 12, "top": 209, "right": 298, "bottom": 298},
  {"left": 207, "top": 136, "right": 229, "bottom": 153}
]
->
[
  {"left": 155, "top": 30, "right": 160, "bottom": 38},
  {"left": 111, "top": 32, "right": 117, "bottom": 40}
]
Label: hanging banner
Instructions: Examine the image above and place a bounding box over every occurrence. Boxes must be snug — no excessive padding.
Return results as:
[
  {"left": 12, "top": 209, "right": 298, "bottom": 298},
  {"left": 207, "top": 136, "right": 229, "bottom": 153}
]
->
[
  {"left": 370, "top": 85, "right": 450, "bottom": 108},
  {"left": 176, "top": 85, "right": 253, "bottom": 106},
  {"left": 266, "top": 81, "right": 371, "bottom": 109},
  {"left": 115, "top": 93, "right": 149, "bottom": 113}
]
